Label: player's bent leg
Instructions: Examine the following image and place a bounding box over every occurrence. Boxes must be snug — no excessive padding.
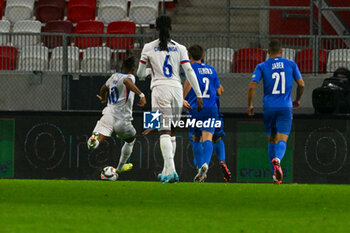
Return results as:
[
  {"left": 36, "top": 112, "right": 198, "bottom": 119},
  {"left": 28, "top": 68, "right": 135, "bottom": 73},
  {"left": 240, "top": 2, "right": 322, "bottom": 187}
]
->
[
  {"left": 88, "top": 114, "right": 114, "bottom": 150},
  {"left": 88, "top": 133, "right": 107, "bottom": 150},
  {"left": 159, "top": 131, "right": 176, "bottom": 183},
  {"left": 213, "top": 136, "right": 231, "bottom": 182},
  {"left": 202, "top": 131, "right": 214, "bottom": 166},
  {"left": 267, "top": 135, "right": 276, "bottom": 176},
  {"left": 116, "top": 137, "right": 135, "bottom": 174},
  {"left": 271, "top": 133, "right": 288, "bottom": 184}
]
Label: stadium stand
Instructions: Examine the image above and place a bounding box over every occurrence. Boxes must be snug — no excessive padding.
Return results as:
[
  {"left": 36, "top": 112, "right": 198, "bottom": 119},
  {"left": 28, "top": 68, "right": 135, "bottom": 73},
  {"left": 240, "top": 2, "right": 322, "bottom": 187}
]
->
[
  {"left": 67, "top": 0, "right": 97, "bottom": 23},
  {"left": 327, "top": 49, "right": 350, "bottom": 72},
  {"left": 106, "top": 21, "right": 136, "bottom": 50},
  {"left": 205, "top": 47, "right": 234, "bottom": 73},
  {"left": 234, "top": 48, "right": 266, "bottom": 73},
  {"left": 129, "top": 0, "right": 159, "bottom": 25},
  {"left": 98, "top": 0, "right": 128, "bottom": 24},
  {"left": 49, "top": 46, "right": 80, "bottom": 72},
  {"left": 12, "top": 20, "right": 41, "bottom": 48},
  {"left": 266, "top": 48, "right": 296, "bottom": 61},
  {"left": 0, "top": 20, "right": 10, "bottom": 45},
  {"left": 18, "top": 45, "right": 49, "bottom": 71},
  {"left": 297, "top": 49, "right": 327, "bottom": 73},
  {"left": 42, "top": 20, "right": 74, "bottom": 49},
  {"left": 5, "top": 0, "right": 35, "bottom": 24},
  {"left": 81, "top": 46, "right": 112, "bottom": 73},
  {"left": 74, "top": 20, "right": 104, "bottom": 49},
  {"left": 35, "top": 0, "right": 65, "bottom": 23},
  {"left": 0, "top": 45, "right": 17, "bottom": 70}
]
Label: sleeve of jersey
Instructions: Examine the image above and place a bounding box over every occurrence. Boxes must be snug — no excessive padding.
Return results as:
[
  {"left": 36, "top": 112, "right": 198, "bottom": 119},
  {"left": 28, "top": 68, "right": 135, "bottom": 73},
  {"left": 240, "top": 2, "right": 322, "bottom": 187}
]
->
[
  {"left": 137, "top": 46, "right": 148, "bottom": 78},
  {"left": 251, "top": 65, "right": 262, "bottom": 83},
  {"left": 293, "top": 62, "right": 302, "bottom": 80},
  {"left": 179, "top": 45, "right": 190, "bottom": 64},
  {"left": 182, "top": 62, "right": 202, "bottom": 98}
]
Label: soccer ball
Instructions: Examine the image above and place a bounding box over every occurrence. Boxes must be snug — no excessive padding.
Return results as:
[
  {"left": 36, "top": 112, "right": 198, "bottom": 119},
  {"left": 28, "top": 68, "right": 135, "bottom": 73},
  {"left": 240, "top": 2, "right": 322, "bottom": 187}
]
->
[{"left": 101, "top": 166, "right": 118, "bottom": 181}]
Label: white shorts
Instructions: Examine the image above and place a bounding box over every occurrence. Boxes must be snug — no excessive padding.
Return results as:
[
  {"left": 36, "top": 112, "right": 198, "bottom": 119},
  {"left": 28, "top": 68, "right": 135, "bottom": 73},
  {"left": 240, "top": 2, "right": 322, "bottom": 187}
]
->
[
  {"left": 93, "top": 114, "right": 136, "bottom": 139},
  {"left": 152, "top": 85, "right": 183, "bottom": 131}
]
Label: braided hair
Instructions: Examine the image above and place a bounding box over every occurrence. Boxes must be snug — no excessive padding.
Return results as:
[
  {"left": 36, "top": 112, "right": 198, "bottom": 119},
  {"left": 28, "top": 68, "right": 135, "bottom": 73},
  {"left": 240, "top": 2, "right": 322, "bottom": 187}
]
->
[{"left": 156, "top": 15, "right": 172, "bottom": 51}]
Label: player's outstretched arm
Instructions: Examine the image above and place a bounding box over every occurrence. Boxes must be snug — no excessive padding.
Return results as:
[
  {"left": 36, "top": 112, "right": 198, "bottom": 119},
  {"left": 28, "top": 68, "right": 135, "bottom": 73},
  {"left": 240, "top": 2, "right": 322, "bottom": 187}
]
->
[
  {"left": 182, "top": 62, "right": 203, "bottom": 111},
  {"left": 247, "top": 81, "right": 258, "bottom": 116},
  {"left": 96, "top": 84, "right": 109, "bottom": 104},
  {"left": 293, "top": 78, "right": 305, "bottom": 109},
  {"left": 123, "top": 78, "right": 146, "bottom": 107}
]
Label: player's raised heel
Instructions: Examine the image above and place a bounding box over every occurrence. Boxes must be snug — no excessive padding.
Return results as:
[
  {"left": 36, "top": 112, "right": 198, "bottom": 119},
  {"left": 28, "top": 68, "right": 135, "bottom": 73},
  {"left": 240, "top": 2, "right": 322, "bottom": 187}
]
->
[
  {"left": 219, "top": 161, "right": 231, "bottom": 182},
  {"left": 87, "top": 133, "right": 99, "bottom": 150},
  {"left": 272, "top": 158, "right": 283, "bottom": 184},
  {"left": 116, "top": 163, "right": 133, "bottom": 173},
  {"left": 194, "top": 163, "right": 208, "bottom": 183}
]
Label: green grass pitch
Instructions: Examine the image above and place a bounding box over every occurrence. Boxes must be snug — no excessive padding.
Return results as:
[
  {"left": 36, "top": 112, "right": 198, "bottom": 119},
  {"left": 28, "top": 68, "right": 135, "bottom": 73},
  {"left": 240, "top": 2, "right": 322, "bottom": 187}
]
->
[{"left": 0, "top": 180, "right": 349, "bottom": 233}]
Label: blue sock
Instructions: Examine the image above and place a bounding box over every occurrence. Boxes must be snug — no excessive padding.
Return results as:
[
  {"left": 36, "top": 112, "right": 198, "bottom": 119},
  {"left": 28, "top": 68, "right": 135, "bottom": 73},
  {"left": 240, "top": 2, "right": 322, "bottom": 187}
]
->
[
  {"left": 202, "top": 140, "right": 214, "bottom": 166},
  {"left": 275, "top": 140, "right": 287, "bottom": 161},
  {"left": 214, "top": 140, "right": 225, "bottom": 162},
  {"left": 193, "top": 141, "right": 203, "bottom": 168},
  {"left": 268, "top": 143, "right": 276, "bottom": 175}
]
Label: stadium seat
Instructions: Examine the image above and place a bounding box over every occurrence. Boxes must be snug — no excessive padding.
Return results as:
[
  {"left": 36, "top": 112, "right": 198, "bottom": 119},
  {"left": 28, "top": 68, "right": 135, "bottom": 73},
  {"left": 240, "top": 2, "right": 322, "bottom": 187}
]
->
[
  {"left": 327, "top": 49, "right": 350, "bottom": 73},
  {"left": 129, "top": 0, "right": 159, "bottom": 24},
  {"left": 106, "top": 21, "right": 136, "bottom": 50},
  {"left": 12, "top": 20, "right": 41, "bottom": 48},
  {"left": 0, "top": 0, "right": 4, "bottom": 20},
  {"left": 205, "top": 48, "right": 234, "bottom": 73},
  {"left": 49, "top": 46, "right": 80, "bottom": 72},
  {"left": 5, "top": 0, "right": 35, "bottom": 24},
  {"left": 74, "top": 20, "right": 104, "bottom": 49},
  {"left": 18, "top": 45, "right": 49, "bottom": 71},
  {"left": 0, "top": 20, "right": 11, "bottom": 45},
  {"left": 297, "top": 49, "right": 327, "bottom": 73},
  {"left": 266, "top": 48, "right": 296, "bottom": 61},
  {"left": 98, "top": 0, "right": 128, "bottom": 24},
  {"left": 0, "top": 46, "right": 17, "bottom": 70},
  {"left": 67, "top": 0, "right": 96, "bottom": 23},
  {"left": 234, "top": 48, "right": 266, "bottom": 73},
  {"left": 42, "top": 20, "right": 74, "bottom": 49},
  {"left": 35, "top": 0, "right": 65, "bottom": 23},
  {"left": 81, "top": 47, "right": 112, "bottom": 73}
]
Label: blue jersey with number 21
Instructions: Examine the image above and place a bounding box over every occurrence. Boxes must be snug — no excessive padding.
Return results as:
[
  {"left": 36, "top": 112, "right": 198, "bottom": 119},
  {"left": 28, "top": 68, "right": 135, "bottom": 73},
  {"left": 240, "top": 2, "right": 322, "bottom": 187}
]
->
[{"left": 251, "top": 57, "right": 302, "bottom": 109}]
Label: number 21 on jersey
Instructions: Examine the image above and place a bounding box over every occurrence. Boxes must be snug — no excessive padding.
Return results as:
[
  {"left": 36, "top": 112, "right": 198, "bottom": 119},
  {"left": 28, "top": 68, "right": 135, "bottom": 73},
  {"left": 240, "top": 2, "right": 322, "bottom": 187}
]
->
[{"left": 272, "top": 72, "right": 285, "bottom": 94}]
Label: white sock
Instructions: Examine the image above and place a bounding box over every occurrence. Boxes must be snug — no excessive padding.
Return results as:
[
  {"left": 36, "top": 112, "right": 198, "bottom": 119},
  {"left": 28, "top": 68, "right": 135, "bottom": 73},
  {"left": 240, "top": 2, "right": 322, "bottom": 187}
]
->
[
  {"left": 116, "top": 139, "right": 135, "bottom": 171},
  {"left": 171, "top": 136, "right": 176, "bottom": 157},
  {"left": 160, "top": 134, "right": 174, "bottom": 176}
]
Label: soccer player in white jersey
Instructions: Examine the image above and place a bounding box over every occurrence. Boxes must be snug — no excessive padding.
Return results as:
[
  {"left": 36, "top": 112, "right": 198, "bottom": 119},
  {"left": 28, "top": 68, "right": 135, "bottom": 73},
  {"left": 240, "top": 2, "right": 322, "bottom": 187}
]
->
[
  {"left": 87, "top": 57, "right": 146, "bottom": 176},
  {"left": 137, "top": 15, "right": 203, "bottom": 183}
]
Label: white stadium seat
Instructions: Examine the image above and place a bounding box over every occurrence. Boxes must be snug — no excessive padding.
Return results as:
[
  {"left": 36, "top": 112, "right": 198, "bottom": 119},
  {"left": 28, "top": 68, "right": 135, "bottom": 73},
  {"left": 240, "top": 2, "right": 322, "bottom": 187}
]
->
[
  {"left": 327, "top": 49, "right": 350, "bottom": 73},
  {"left": 19, "top": 45, "right": 49, "bottom": 71},
  {"left": 129, "top": 0, "right": 159, "bottom": 24},
  {"left": 5, "top": 0, "right": 35, "bottom": 24},
  {"left": 81, "top": 47, "right": 112, "bottom": 73},
  {"left": 206, "top": 47, "right": 234, "bottom": 73},
  {"left": 266, "top": 48, "right": 296, "bottom": 61},
  {"left": 98, "top": 0, "right": 128, "bottom": 24},
  {"left": 12, "top": 20, "right": 41, "bottom": 48},
  {"left": 0, "top": 20, "right": 11, "bottom": 45},
  {"left": 50, "top": 46, "right": 80, "bottom": 73}
]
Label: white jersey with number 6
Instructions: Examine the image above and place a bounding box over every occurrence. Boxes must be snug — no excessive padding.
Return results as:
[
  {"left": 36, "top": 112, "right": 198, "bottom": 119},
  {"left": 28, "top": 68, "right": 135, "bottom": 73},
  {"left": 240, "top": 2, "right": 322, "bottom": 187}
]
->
[{"left": 139, "top": 39, "right": 190, "bottom": 90}]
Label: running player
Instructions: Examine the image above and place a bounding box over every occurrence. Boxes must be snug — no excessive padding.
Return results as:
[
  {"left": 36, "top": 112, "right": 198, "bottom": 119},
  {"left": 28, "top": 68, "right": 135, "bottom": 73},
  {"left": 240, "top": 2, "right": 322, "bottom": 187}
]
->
[
  {"left": 137, "top": 15, "right": 203, "bottom": 183},
  {"left": 183, "top": 44, "right": 221, "bottom": 182},
  {"left": 247, "top": 39, "right": 305, "bottom": 184},
  {"left": 87, "top": 57, "right": 146, "bottom": 177}
]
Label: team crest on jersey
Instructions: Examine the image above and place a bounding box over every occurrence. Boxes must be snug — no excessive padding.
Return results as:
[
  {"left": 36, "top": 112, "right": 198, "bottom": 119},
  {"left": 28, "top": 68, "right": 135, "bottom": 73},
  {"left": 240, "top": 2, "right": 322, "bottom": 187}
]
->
[{"left": 143, "top": 110, "right": 161, "bottom": 129}]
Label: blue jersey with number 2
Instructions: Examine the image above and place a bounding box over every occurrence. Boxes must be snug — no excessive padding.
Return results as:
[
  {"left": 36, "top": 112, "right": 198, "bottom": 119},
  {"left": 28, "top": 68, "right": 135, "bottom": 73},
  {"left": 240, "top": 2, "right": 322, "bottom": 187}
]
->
[{"left": 251, "top": 57, "right": 302, "bottom": 109}]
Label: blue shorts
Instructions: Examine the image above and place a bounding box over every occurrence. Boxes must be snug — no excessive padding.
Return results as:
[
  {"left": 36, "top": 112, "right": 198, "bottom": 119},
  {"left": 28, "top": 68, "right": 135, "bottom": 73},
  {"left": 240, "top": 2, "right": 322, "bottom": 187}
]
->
[
  {"left": 213, "top": 116, "right": 226, "bottom": 142},
  {"left": 263, "top": 109, "right": 293, "bottom": 136},
  {"left": 189, "top": 108, "right": 218, "bottom": 137}
]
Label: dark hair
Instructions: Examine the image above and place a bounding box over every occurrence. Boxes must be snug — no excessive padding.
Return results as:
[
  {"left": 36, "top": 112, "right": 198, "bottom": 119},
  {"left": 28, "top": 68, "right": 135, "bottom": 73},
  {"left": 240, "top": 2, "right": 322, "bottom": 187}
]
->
[
  {"left": 156, "top": 15, "right": 172, "bottom": 51},
  {"left": 122, "top": 56, "right": 135, "bottom": 72},
  {"left": 188, "top": 44, "right": 204, "bottom": 61},
  {"left": 268, "top": 39, "right": 282, "bottom": 55},
  {"left": 334, "top": 67, "right": 350, "bottom": 78}
]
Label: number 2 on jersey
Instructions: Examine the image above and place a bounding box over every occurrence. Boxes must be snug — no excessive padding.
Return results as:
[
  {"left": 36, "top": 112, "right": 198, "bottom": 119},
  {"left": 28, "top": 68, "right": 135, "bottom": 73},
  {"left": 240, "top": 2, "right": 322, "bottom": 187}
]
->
[
  {"left": 272, "top": 72, "right": 285, "bottom": 94},
  {"left": 202, "top": 77, "right": 210, "bottom": 98},
  {"left": 163, "top": 55, "right": 173, "bottom": 78}
]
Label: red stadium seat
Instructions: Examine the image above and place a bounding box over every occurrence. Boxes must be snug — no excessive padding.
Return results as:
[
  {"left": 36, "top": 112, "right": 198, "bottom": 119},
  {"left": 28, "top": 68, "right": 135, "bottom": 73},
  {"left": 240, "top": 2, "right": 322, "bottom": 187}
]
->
[
  {"left": 106, "top": 21, "right": 136, "bottom": 50},
  {"left": 74, "top": 20, "right": 104, "bottom": 49},
  {"left": 67, "top": 0, "right": 96, "bottom": 23},
  {"left": 0, "top": 0, "right": 3, "bottom": 20},
  {"left": 0, "top": 46, "right": 18, "bottom": 70},
  {"left": 234, "top": 48, "right": 266, "bottom": 73},
  {"left": 35, "top": 0, "right": 65, "bottom": 23},
  {"left": 42, "top": 20, "right": 74, "bottom": 49},
  {"left": 297, "top": 49, "right": 327, "bottom": 73}
]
